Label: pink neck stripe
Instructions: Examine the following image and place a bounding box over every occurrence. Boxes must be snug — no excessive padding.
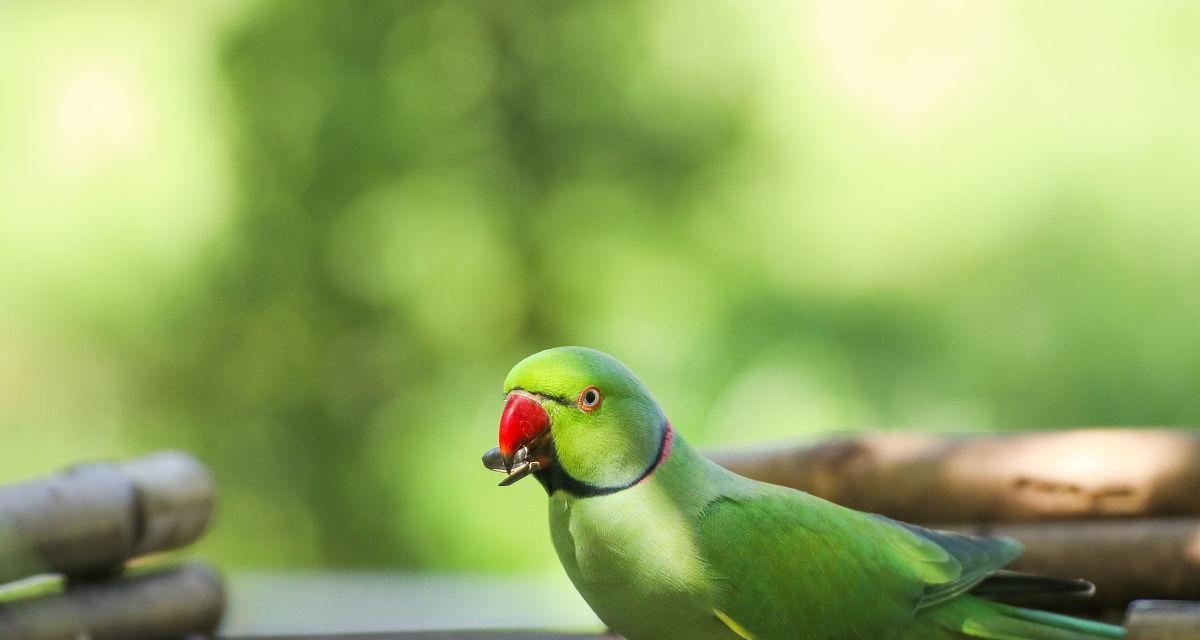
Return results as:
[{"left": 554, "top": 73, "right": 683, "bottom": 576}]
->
[{"left": 637, "top": 421, "right": 674, "bottom": 485}]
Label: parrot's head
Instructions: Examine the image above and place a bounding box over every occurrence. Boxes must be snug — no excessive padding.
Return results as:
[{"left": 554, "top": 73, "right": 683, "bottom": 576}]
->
[{"left": 481, "top": 346, "right": 672, "bottom": 495}]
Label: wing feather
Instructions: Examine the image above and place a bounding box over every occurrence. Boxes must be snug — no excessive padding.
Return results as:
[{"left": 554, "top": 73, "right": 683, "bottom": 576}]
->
[{"left": 875, "top": 516, "right": 1024, "bottom": 608}]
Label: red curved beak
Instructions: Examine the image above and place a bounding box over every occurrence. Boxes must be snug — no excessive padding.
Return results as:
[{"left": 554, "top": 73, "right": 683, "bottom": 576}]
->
[{"left": 498, "top": 391, "right": 550, "bottom": 460}]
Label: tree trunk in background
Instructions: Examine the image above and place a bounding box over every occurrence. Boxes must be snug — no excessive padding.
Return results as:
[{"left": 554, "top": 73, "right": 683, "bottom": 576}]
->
[{"left": 1125, "top": 600, "right": 1200, "bottom": 640}]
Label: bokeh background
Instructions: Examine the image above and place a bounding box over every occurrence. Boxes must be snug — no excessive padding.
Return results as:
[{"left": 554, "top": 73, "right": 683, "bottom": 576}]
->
[{"left": 3, "top": 0, "right": 1199, "bottom": 580}]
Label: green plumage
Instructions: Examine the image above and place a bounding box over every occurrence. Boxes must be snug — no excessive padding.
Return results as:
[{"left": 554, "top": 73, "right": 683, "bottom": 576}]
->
[{"left": 498, "top": 347, "right": 1125, "bottom": 640}]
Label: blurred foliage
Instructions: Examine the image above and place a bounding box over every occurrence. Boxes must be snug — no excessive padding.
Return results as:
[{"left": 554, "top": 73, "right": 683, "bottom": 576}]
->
[{"left": 2, "top": 1, "right": 1200, "bottom": 574}]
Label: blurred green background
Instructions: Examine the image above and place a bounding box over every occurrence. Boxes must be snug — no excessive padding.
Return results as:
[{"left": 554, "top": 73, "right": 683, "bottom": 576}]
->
[{"left": 2, "top": 0, "right": 1199, "bottom": 577}]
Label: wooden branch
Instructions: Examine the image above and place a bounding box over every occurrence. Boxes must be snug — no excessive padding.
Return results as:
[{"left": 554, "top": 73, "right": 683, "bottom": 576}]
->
[
  {"left": 218, "top": 602, "right": 1200, "bottom": 640},
  {"left": 940, "top": 519, "right": 1200, "bottom": 612},
  {"left": 0, "top": 451, "right": 215, "bottom": 583},
  {"left": 709, "top": 429, "right": 1200, "bottom": 522},
  {"left": 217, "top": 601, "right": 1200, "bottom": 640},
  {"left": 221, "top": 634, "right": 609, "bottom": 640},
  {"left": 0, "top": 563, "right": 224, "bottom": 640},
  {"left": 1126, "top": 600, "right": 1200, "bottom": 639}
]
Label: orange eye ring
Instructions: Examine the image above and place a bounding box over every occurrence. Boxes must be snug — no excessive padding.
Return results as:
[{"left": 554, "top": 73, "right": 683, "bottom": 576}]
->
[{"left": 578, "top": 386, "right": 602, "bottom": 412}]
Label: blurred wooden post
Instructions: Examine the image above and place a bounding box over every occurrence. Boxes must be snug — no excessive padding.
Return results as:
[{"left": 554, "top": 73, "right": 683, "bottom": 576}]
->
[
  {"left": 709, "top": 429, "right": 1200, "bottom": 522},
  {"left": 0, "top": 451, "right": 215, "bottom": 583},
  {"left": 220, "top": 629, "right": 609, "bottom": 633},
  {"left": 0, "top": 563, "right": 224, "bottom": 640},
  {"left": 1126, "top": 600, "right": 1200, "bottom": 639},
  {"left": 220, "top": 635, "right": 610, "bottom": 640}
]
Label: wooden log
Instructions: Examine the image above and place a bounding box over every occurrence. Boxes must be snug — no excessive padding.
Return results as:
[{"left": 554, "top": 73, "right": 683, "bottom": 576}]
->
[
  {"left": 221, "top": 634, "right": 608, "bottom": 640},
  {"left": 1126, "top": 600, "right": 1200, "bottom": 639},
  {"left": 0, "top": 451, "right": 215, "bottom": 583},
  {"left": 943, "top": 519, "right": 1200, "bottom": 612},
  {"left": 0, "top": 563, "right": 224, "bottom": 640},
  {"left": 709, "top": 429, "right": 1200, "bottom": 522},
  {"left": 219, "top": 595, "right": 1200, "bottom": 640}
]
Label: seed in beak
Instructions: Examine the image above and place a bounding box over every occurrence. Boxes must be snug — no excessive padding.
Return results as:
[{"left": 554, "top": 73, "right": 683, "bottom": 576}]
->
[
  {"left": 498, "top": 459, "right": 541, "bottom": 486},
  {"left": 482, "top": 444, "right": 542, "bottom": 485}
]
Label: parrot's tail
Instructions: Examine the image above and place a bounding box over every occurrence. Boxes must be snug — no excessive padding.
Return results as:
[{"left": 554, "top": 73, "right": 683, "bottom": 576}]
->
[{"left": 960, "top": 602, "right": 1125, "bottom": 640}]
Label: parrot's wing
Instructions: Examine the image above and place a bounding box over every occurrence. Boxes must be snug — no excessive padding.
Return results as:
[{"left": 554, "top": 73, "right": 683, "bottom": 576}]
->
[
  {"left": 874, "top": 516, "right": 1023, "bottom": 608},
  {"left": 696, "top": 488, "right": 929, "bottom": 640},
  {"left": 696, "top": 486, "right": 1038, "bottom": 639}
]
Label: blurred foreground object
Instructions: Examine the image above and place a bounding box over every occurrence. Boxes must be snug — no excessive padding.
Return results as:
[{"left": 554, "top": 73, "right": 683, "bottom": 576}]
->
[
  {"left": 0, "top": 450, "right": 215, "bottom": 582},
  {"left": 224, "top": 629, "right": 604, "bottom": 633},
  {"left": 1126, "top": 601, "right": 1200, "bottom": 640},
  {"left": 0, "top": 564, "right": 223, "bottom": 640},
  {"left": 710, "top": 429, "right": 1200, "bottom": 522},
  {"left": 216, "top": 600, "right": 1199, "bottom": 640},
  {"left": 0, "top": 451, "right": 223, "bottom": 639}
]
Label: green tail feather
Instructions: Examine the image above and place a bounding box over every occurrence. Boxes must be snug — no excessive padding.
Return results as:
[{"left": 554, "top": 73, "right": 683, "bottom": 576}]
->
[
  {"left": 963, "top": 603, "right": 1125, "bottom": 640},
  {"left": 999, "top": 605, "right": 1125, "bottom": 638}
]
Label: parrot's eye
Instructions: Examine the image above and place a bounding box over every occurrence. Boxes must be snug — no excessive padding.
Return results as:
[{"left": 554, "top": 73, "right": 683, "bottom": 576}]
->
[{"left": 578, "top": 386, "right": 602, "bottom": 412}]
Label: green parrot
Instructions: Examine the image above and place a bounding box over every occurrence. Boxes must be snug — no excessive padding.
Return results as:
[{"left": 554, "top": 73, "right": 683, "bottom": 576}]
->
[{"left": 482, "top": 347, "right": 1125, "bottom": 640}]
